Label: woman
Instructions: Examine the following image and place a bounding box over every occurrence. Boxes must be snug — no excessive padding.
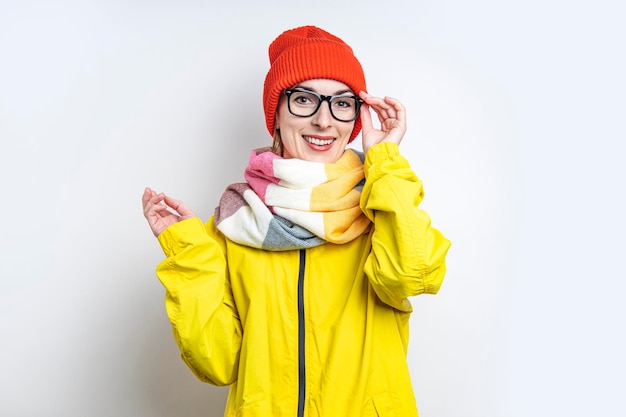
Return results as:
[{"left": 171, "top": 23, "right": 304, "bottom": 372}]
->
[{"left": 142, "top": 25, "right": 450, "bottom": 417}]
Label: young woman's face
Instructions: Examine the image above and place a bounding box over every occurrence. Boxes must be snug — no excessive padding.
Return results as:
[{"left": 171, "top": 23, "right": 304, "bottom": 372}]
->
[{"left": 275, "top": 78, "right": 357, "bottom": 163}]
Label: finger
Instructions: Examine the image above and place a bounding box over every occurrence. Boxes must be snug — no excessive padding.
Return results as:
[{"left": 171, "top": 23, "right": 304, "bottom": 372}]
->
[
  {"left": 384, "top": 96, "right": 405, "bottom": 120},
  {"left": 377, "top": 110, "right": 389, "bottom": 126},
  {"left": 372, "top": 97, "right": 406, "bottom": 132},
  {"left": 361, "top": 93, "right": 392, "bottom": 110},
  {"left": 359, "top": 102, "right": 373, "bottom": 131},
  {"left": 143, "top": 192, "right": 167, "bottom": 218},
  {"left": 365, "top": 99, "right": 394, "bottom": 125},
  {"left": 364, "top": 94, "right": 404, "bottom": 117},
  {"left": 163, "top": 195, "right": 197, "bottom": 218},
  {"left": 142, "top": 187, "right": 156, "bottom": 207},
  {"left": 380, "top": 99, "right": 398, "bottom": 120},
  {"left": 384, "top": 97, "right": 407, "bottom": 131},
  {"left": 162, "top": 195, "right": 182, "bottom": 212},
  {"left": 149, "top": 192, "right": 166, "bottom": 206},
  {"left": 153, "top": 201, "right": 176, "bottom": 215},
  {"left": 145, "top": 202, "right": 169, "bottom": 224}
]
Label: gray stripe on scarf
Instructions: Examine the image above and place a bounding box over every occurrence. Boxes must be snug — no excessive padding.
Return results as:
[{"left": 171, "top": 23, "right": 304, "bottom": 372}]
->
[{"left": 262, "top": 216, "right": 325, "bottom": 250}]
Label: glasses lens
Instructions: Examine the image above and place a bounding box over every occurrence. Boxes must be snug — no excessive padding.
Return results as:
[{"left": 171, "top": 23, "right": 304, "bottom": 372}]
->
[
  {"left": 287, "top": 90, "right": 360, "bottom": 122},
  {"left": 329, "top": 96, "right": 358, "bottom": 122},
  {"left": 288, "top": 90, "right": 320, "bottom": 117}
]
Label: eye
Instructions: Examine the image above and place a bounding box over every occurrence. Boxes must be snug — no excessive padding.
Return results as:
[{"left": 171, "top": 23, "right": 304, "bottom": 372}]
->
[
  {"left": 332, "top": 97, "right": 355, "bottom": 110},
  {"left": 291, "top": 91, "right": 317, "bottom": 106},
  {"left": 294, "top": 95, "right": 312, "bottom": 105}
]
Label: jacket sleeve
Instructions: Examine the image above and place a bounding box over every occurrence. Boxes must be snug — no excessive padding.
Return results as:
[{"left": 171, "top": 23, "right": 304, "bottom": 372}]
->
[
  {"left": 156, "top": 216, "right": 242, "bottom": 386},
  {"left": 360, "top": 142, "right": 451, "bottom": 312}
]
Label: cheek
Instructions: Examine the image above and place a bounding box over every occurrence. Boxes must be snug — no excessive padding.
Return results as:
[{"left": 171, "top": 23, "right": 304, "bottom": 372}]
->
[{"left": 341, "top": 123, "right": 356, "bottom": 140}]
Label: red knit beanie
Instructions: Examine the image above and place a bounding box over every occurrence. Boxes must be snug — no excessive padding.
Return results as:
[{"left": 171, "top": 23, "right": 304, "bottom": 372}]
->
[{"left": 263, "top": 25, "right": 367, "bottom": 143}]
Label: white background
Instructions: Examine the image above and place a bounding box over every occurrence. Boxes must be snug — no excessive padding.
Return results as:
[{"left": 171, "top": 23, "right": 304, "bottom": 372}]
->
[{"left": 1, "top": 1, "right": 624, "bottom": 416}]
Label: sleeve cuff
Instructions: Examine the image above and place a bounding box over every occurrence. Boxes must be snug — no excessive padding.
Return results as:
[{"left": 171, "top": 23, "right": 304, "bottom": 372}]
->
[
  {"left": 157, "top": 217, "right": 207, "bottom": 257},
  {"left": 364, "top": 142, "right": 401, "bottom": 170}
]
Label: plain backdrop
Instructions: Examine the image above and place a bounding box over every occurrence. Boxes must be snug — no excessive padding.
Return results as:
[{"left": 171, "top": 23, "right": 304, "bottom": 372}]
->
[{"left": 1, "top": 1, "right": 624, "bottom": 416}]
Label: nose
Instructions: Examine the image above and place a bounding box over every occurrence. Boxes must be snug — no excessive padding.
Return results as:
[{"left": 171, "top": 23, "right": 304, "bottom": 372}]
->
[{"left": 312, "top": 101, "right": 333, "bottom": 128}]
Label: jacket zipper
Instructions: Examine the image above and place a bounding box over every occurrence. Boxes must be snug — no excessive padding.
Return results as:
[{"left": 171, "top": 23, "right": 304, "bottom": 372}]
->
[{"left": 297, "top": 249, "right": 306, "bottom": 417}]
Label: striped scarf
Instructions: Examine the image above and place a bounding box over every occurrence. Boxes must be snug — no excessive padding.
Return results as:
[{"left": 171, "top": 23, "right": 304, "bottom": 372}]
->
[{"left": 214, "top": 147, "right": 371, "bottom": 250}]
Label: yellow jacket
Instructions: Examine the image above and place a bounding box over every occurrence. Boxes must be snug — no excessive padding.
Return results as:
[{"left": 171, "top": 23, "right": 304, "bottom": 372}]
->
[{"left": 156, "top": 143, "right": 451, "bottom": 416}]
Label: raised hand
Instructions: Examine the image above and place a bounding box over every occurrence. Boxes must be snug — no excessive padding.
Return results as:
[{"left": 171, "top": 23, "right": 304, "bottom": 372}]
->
[
  {"left": 142, "top": 187, "right": 198, "bottom": 237},
  {"left": 359, "top": 92, "right": 407, "bottom": 154}
]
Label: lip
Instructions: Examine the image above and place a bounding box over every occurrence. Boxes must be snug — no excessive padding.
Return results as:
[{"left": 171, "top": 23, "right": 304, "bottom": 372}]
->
[
  {"left": 304, "top": 134, "right": 334, "bottom": 140},
  {"left": 303, "top": 135, "right": 335, "bottom": 149}
]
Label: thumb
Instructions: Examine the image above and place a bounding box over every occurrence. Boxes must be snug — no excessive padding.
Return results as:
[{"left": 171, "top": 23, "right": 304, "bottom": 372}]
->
[{"left": 163, "top": 195, "right": 197, "bottom": 219}]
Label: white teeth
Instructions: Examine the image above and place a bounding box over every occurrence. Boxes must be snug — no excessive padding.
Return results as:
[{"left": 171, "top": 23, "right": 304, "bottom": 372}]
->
[{"left": 304, "top": 136, "right": 334, "bottom": 146}]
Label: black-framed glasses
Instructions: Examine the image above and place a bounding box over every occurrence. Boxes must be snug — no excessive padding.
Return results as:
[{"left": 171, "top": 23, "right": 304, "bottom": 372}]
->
[{"left": 284, "top": 88, "right": 363, "bottom": 122}]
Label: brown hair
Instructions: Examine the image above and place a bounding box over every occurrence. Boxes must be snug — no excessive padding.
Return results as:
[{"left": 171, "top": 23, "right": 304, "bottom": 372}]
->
[{"left": 271, "top": 129, "right": 283, "bottom": 156}]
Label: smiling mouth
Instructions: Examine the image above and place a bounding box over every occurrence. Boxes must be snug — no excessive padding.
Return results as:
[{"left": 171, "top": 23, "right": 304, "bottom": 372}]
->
[{"left": 304, "top": 136, "right": 334, "bottom": 146}]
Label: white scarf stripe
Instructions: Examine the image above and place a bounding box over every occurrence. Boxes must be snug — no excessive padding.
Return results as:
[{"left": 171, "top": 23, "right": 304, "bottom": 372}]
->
[
  {"left": 265, "top": 183, "right": 312, "bottom": 210},
  {"left": 273, "top": 158, "right": 328, "bottom": 188}
]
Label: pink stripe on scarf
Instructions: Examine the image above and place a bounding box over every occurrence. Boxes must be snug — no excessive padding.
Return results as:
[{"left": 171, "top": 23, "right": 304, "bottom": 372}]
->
[{"left": 244, "top": 148, "right": 281, "bottom": 201}]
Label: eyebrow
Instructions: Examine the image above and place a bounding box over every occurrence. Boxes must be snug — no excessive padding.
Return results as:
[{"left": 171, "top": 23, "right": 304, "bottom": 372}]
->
[{"left": 293, "top": 84, "right": 354, "bottom": 96}]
